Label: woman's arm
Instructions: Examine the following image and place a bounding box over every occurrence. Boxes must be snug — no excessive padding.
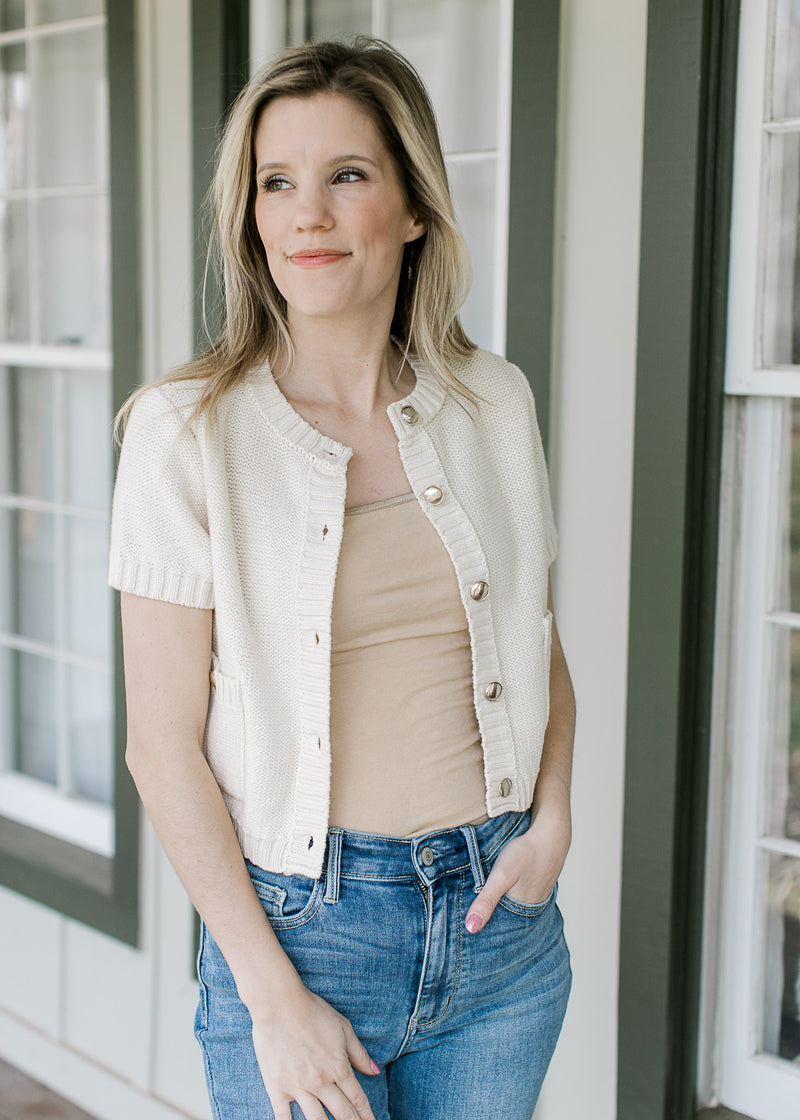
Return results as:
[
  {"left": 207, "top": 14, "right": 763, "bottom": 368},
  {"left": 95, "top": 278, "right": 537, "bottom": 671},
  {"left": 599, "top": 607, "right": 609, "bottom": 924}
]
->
[
  {"left": 464, "top": 574, "right": 575, "bottom": 933},
  {"left": 120, "top": 592, "right": 378, "bottom": 1120}
]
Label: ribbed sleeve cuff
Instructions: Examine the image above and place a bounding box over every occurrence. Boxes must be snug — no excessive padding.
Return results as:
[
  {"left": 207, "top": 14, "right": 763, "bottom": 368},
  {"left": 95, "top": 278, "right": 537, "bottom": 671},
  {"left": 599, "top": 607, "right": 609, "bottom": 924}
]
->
[{"left": 108, "top": 557, "right": 214, "bottom": 609}]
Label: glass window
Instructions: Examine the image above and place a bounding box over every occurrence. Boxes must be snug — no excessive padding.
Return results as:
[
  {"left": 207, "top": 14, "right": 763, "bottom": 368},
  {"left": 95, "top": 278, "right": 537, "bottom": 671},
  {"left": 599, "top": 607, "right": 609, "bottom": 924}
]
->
[
  {"left": 387, "top": 0, "right": 499, "bottom": 153},
  {"left": 0, "top": 4, "right": 114, "bottom": 850},
  {"left": 761, "top": 131, "right": 800, "bottom": 368},
  {"left": 762, "top": 852, "right": 800, "bottom": 1061}
]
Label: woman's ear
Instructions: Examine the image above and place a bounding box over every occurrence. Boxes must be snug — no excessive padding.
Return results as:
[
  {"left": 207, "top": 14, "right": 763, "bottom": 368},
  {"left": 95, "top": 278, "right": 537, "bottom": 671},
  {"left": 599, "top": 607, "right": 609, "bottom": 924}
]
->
[{"left": 406, "top": 215, "right": 426, "bottom": 243}]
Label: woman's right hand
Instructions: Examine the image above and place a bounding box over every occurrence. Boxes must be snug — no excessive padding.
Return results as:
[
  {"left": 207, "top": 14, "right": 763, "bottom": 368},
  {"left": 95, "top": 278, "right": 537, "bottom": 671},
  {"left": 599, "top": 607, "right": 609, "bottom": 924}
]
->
[{"left": 250, "top": 976, "right": 379, "bottom": 1120}]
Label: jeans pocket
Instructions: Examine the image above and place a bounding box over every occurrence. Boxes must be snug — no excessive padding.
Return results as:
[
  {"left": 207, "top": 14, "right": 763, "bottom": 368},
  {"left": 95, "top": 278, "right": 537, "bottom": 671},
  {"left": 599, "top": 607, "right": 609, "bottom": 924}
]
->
[
  {"left": 247, "top": 863, "right": 324, "bottom": 929},
  {"left": 497, "top": 882, "right": 557, "bottom": 918}
]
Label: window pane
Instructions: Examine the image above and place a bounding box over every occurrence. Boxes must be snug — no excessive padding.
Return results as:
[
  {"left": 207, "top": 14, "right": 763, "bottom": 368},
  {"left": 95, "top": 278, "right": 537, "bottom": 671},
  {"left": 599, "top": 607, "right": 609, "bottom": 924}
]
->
[
  {"left": 0, "top": 367, "right": 55, "bottom": 499},
  {"left": 34, "top": 26, "right": 107, "bottom": 189},
  {"left": 775, "top": 400, "right": 800, "bottom": 613},
  {"left": 67, "top": 369, "right": 111, "bottom": 509},
  {"left": 772, "top": 0, "right": 800, "bottom": 121},
  {"left": 308, "top": 0, "right": 370, "bottom": 39},
  {"left": 38, "top": 193, "right": 110, "bottom": 347},
  {"left": 761, "top": 131, "right": 800, "bottom": 368},
  {"left": 16, "top": 650, "right": 57, "bottom": 785},
  {"left": 70, "top": 664, "right": 112, "bottom": 804},
  {"left": 34, "top": 0, "right": 104, "bottom": 22},
  {"left": 67, "top": 517, "right": 111, "bottom": 662},
  {"left": 761, "top": 852, "right": 800, "bottom": 1061},
  {"left": 0, "top": 42, "right": 29, "bottom": 189},
  {"left": 448, "top": 157, "right": 496, "bottom": 349},
  {"left": 0, "top": 647, "right": 15, "bottom": 769},
  {"left": 0, "top": 199, "right": 30, "bottom": 342},
  {"left": 388, "top": 0, "right": 500, "bottom": 152},
  {"left": 0, "top": 0, "right": 25, "bottom": 31},
  {"left": 0, "top": 508, "right": 56, "bottom": 643},
  {"left": 766, "top": 626, "right": 800, "bottom": 842}
]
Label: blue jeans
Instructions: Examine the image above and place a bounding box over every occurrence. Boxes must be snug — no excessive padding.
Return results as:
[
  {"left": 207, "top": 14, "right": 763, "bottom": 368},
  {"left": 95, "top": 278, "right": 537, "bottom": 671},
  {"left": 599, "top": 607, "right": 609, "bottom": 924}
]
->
[{"left": 195, "top": 810, "right": 571, "bottom": 1119}]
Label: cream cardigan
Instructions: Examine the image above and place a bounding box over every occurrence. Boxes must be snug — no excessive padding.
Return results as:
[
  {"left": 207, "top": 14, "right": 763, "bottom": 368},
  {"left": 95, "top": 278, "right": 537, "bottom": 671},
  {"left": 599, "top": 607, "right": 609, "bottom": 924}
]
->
[{"left": 108, "top": 348, "right": 557, "bottom": 877}]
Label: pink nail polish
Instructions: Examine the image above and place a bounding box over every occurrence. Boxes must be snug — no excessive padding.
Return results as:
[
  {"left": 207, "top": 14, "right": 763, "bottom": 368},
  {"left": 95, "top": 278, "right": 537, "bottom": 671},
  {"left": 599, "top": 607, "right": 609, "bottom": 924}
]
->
[
  {"left": 370, "top": 1059, "right": 381, "bottom": 1074},
  {"left": 465, "top": 913, "right": 483, "bottom": 933}
]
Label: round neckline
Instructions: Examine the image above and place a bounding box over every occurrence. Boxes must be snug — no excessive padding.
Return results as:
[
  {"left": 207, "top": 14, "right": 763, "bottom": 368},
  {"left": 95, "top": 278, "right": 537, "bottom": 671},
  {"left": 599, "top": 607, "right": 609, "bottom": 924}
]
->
[{"left": 246, "top": 346, "right": 445, "bottom": 462}]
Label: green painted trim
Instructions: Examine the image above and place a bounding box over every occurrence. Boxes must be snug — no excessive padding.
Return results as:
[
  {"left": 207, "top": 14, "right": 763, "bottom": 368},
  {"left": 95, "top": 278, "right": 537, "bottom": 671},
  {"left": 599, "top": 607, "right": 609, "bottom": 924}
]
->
[
  {"left": 505, "top": 0, "right": 560, "bottom": 454},
  {"left": 618, "top": 0, "right": 739, "bottom": 1116},
  {"left": 191, "top": 0, "right": 251, "bottom": 350},
  {"left": 0, "top": 0, "right": 141, "bottom": 946}
]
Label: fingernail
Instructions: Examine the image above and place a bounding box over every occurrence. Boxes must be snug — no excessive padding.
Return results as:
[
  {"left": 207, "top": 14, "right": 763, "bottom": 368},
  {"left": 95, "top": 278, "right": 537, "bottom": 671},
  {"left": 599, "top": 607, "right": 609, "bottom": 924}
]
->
[
  {"left": 370, "top": 1060, "right": 381, "bottom": 1074},
  {"left": 465, "top": 913, "right": 483, "bottom": 933}
]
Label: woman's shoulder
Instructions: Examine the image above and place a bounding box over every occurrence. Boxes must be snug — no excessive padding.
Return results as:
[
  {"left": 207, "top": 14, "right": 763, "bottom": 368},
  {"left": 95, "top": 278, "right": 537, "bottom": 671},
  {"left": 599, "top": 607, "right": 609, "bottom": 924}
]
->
[
  {"left": 449, "top": 347, "right": 537, "bottom": 408},
  {"left": 120, "top": 377, "right": 213, "bottom": 462}
]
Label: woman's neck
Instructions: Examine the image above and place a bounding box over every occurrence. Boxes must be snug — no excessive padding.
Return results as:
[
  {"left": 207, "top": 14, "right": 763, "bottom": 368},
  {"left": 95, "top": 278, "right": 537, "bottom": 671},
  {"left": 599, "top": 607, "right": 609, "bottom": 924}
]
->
[{"left": 276, "top": 317, "right": 413, "bottom": 419}]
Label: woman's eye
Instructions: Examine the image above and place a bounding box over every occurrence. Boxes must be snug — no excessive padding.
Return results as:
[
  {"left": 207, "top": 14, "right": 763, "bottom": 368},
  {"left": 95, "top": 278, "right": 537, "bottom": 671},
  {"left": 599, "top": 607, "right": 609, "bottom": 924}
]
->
[
  {"left": 333, "top": 167, "right": 366, "bottom": 184},
  {"left": 260, "top": 175, "right": 291, "bottom": 193}
]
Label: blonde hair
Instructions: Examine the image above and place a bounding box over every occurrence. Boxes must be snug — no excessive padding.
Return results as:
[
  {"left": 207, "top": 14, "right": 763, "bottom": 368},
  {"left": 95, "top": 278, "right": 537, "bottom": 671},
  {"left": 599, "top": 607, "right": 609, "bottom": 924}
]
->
[{"left": 114, "top": 37, "right": 477, "bottom": 439}]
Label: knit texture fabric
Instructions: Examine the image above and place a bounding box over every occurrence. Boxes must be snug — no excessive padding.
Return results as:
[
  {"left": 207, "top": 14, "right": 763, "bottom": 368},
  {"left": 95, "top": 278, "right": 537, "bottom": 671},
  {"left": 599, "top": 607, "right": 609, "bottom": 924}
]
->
[{"left": 108, "top": 348, "right": 557, "bottom": 877}]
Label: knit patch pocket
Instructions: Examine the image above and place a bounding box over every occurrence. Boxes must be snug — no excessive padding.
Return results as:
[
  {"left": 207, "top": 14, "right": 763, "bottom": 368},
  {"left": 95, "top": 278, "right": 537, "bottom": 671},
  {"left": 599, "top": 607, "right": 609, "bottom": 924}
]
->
[{"left": 203, "top": 657, "right": 245, "bottom": 801}]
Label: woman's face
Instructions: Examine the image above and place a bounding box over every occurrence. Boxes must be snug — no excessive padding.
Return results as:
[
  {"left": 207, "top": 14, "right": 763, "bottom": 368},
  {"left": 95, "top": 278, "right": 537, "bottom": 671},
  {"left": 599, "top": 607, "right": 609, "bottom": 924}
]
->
[{"left": 253, "top": 92, "right": 425, "bottom": 335}]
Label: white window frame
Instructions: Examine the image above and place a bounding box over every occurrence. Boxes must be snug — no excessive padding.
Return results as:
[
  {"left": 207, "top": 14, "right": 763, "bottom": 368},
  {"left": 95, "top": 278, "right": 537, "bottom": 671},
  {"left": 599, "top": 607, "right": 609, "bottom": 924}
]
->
[
  {"left": 708, "top": 397, "right": 800, "bottom": 1119},
  {"left": 0, "top": 9, "right": 114, "bottom": 857},
  {"left": 703, "top": 0, "right": 800, "bottom": 1115}
]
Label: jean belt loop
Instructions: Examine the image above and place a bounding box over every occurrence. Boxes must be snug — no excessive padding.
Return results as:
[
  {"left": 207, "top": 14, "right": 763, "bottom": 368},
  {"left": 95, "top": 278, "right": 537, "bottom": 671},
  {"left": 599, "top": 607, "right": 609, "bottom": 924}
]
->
[
  {"left": 324, "top": 828, "right": 343, "bottom": 904},
  {"left": 460, "top": 823, "right": 486, "bottom": 894}
]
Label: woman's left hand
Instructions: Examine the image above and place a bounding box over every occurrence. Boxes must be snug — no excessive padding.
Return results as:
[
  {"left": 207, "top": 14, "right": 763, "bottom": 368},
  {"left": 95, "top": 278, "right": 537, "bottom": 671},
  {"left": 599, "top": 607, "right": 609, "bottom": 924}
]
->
[{"left": 464, "top": 798, "right": 571, "bottom": 933}]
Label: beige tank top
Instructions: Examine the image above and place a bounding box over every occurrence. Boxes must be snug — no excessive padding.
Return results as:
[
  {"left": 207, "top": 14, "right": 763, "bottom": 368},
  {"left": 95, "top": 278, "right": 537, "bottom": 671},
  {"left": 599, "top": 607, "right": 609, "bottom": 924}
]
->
[{"left": 328, "top": 492, "right": 488, "bottom": 837}]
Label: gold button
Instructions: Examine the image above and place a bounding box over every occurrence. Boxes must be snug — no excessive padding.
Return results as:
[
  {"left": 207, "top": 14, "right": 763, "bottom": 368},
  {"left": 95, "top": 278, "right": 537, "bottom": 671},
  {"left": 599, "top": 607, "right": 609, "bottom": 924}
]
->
[
  {"left": 499, "top": 778, "right": 513, "bottom": 798},
  {"left": 423, "top": 485, "right": 444, "bottom": 505},
  {"left": 470, "top": 581, "right": 489, "bottom": 601},
  {"left": 209, "top": 671, "right": 216, "bottom": 688},
  {"left": 420, "top": 846, "right": 435, "bottom": 866},
  {"left": 401, "top": 405, "right": 419, "bottom": 425},
  {"left": 484, "top": 681, "right": 503, "bottom": 701}
]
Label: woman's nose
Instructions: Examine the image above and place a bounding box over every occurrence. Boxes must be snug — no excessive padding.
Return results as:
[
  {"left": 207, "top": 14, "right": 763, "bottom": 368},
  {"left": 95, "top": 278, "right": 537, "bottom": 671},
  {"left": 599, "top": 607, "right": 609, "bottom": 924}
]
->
[{"left": 293, "top": 183, "right": 333, "bottom": 232}]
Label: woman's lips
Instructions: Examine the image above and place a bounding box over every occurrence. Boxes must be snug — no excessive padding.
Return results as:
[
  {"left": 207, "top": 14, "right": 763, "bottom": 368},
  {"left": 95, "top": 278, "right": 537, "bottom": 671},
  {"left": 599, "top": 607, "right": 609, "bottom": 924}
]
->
[{"left": 289, "top": 250, "right": 349, "bottom": 268}]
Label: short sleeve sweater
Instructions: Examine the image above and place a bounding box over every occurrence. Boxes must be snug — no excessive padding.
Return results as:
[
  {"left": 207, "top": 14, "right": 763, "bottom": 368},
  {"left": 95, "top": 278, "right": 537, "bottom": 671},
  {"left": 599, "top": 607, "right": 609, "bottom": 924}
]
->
[{"left": 108, "top": 347, "right": 557, "bottom": 878}]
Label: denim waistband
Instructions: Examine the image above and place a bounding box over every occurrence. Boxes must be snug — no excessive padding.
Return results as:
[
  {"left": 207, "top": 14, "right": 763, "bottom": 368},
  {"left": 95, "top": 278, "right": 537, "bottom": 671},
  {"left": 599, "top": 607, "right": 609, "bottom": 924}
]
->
[{"left": 322, "top": 809, "right": 531, "bottom": 904}]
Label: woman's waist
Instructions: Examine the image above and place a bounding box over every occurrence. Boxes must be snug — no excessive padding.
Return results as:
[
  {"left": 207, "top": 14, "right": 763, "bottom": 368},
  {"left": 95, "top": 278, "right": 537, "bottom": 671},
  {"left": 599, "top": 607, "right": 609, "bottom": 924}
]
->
[{"left": 304, "top": 809, "right": 531, "bottom": 884}]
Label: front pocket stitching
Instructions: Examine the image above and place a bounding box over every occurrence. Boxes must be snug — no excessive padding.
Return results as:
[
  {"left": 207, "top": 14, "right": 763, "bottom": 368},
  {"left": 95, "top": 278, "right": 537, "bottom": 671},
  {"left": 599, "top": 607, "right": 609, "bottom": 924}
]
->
[
  {"left": 497, "top": 886, "right": 554, "bottom": 917},
  {"left": 267, "top": 879, "right": 325, "bottom": 929}
]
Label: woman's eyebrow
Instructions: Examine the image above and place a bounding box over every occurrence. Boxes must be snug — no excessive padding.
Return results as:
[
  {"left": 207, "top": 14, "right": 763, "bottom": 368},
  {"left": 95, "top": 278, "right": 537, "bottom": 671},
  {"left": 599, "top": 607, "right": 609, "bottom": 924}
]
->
[{"left": 255, "top": 153, "right": 379, "bottom": 175}]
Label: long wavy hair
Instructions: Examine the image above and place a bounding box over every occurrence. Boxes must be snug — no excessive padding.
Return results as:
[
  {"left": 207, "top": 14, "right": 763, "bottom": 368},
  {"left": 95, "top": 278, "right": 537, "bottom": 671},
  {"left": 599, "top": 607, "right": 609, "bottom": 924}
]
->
[{"left": 114, "top": 37, "right": 477, "bottom": 438}]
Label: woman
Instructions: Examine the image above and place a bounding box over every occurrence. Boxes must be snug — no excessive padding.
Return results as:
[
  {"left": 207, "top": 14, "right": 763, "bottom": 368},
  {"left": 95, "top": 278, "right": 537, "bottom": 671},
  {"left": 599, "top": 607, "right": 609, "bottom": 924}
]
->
[{"left": 109, "top": 37, "right": 574, "bottom": 1120}]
